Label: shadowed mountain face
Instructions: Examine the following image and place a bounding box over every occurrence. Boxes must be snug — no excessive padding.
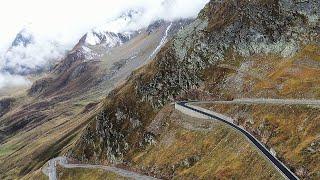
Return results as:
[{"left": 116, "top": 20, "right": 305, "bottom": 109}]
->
[
  {"left": 69, "top": 0, "right": 319, "bottom": 179},
  {"left": 0, "top": 18, "right": 192, "bottom": 179}
]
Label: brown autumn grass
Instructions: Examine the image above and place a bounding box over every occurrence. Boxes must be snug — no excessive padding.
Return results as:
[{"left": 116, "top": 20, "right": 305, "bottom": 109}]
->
[
  {"left": 200, "top": 103, "right": 320, "bottom": 179},
  {"left": 56, "top": 165, "right": 129, "bottom": 180},
  {"left": 131, "top": 106, "right": 283, "bottom": 179}
]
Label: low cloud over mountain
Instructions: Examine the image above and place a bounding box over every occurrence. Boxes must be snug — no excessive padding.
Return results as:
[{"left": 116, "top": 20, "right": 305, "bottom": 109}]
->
[{"left": 0, "top": 0, "right": 208, "bottom": 89}]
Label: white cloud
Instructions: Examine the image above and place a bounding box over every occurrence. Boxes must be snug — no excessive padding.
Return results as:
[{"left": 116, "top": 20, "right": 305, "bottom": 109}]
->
[
  {"left": 4, "top": 41, "right": 65, "bottom": 73},
  {"left": 0, "top": 0, "right": 208, "bottom": 52},
  {"left": 0, "top": 72, "right": 31, "bottom": 89},
  {"left": 0, "top": 0, "right": 209, "bottom": 90}
]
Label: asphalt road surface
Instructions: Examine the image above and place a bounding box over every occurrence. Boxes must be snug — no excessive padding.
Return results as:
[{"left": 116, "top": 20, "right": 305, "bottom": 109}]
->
[{"left": 176, "top": 101, "right": 300, "bottom": 180}]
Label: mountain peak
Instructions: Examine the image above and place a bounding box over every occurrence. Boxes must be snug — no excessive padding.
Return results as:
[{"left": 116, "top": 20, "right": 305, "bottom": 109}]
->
[{"left": 11, "top": 28, "right": 34, "bottom": 47}]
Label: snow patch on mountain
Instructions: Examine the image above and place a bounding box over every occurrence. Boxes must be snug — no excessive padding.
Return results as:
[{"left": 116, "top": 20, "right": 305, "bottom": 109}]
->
[
  {"left": 150, "top": 22, "right": 172, "bottom": 58},
  {"left": 85, "top": 31, "right": 133, "bottom": 47},
  {"left": 81, "top": 46, "right": 101, "bottom": 61},
  {"left": 84, "top": 11, "right": 140, "bottom": 48},
  {"left": 85, "top": 32, "right": 101, "bottom": 46}
]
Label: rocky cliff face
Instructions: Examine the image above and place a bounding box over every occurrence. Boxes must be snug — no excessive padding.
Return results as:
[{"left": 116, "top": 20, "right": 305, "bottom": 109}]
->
[
  {"left": 137, "top": 0, "right": 319, "bottom": 108},
  {"left": 70, "top": 0, "right": 319, "bottom": 178}
]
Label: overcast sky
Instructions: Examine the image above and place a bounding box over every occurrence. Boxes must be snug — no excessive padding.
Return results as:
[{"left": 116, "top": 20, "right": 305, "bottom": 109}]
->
[
  {"left": 0, "top": 0, "right": 208, "bottom": 52},
  {"left": 0, "top": 0, "right": 208, "bottom": 90}
]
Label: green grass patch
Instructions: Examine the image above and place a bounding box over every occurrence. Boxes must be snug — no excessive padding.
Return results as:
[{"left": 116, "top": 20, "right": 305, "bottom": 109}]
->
[
  {"left": 57, "top": 166, "right": 129, "bottom": 180},
  {"left": 0, "top": 144, "right": 17, "bottom": 157}
]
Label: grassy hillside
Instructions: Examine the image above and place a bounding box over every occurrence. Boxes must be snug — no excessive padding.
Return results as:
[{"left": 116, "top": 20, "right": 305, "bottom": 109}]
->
[
  {"left": 131, "top": 106, "right": 284, "bottom": 179},
  {"left": 56, "top": 166, "right": 129, "bottom": 180},
  {"left": 200, "top": 103, "right": 320, "bottom": 179},
  {"left": 70, "top": 0, "right": 319, "bottom": 179}
]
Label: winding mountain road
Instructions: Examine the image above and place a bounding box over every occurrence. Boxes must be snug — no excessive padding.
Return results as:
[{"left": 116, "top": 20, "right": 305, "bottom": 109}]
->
[
  {"left": 189, "top": 98, "right": 320, "bottom": 106},
  {"left": 42, "top": 156, "right": 158, "bottom": 180},
  {"left": 42, "top": 98, "right": 317, "bottom": 180},
  {"left": 174, "top": 98, "right": 318, "bottom": 180}
]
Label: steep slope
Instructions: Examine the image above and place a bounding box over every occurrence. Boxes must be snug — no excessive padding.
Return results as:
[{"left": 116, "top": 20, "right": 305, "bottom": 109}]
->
[
  {"left": 199, "top": 103, "right": 320, "bottom": 179},
  {"left": 69, "top": 0, "right": 319, "bottom": 179},
  {"left": 0, "top": 18, "right": 191, "bottom": 179}
]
